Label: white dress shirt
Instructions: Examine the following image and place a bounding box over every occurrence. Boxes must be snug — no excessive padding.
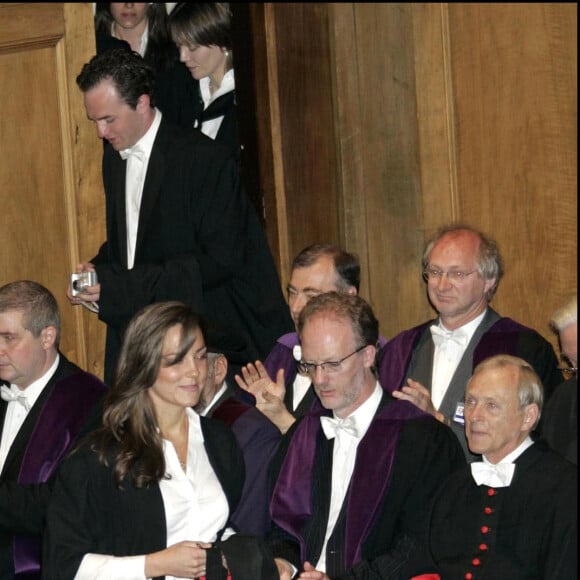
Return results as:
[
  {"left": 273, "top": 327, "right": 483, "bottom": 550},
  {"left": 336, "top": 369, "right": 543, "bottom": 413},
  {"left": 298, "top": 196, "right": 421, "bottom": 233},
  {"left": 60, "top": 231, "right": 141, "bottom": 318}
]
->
[
  {"left": 431, "top": 309, "right": 486, "bottom": 409},
  {"left": 471, "top": 437, "right": 534, "bottom": 487},
  {"left": 75, "top": 408, "right": 233, "bottom": 580},
  {"left": 120, "top": 109, "right": 162, "bottom": 269},
  {"left": 316, "top": 382, "right": 383, "bottom": 572},
  {"left": 0, "top": 355, "right": 59, "bottom": 473},
  {"left": 292, "top": 373, "right": 312, "bottom": 412},
  {"left": 197, "top": 69, "right": 235, "bottom": 140}
]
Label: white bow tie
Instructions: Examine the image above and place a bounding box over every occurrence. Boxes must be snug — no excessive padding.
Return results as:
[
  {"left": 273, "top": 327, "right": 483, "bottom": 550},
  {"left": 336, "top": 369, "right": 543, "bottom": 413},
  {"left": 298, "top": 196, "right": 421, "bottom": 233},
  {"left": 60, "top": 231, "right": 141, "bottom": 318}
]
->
[
  {"left": 430, "top": 325, "right": 468, "bottom": 348},
  {"left": 320, "top": 415, "right": 360, "bottom": 440},
  {"left": 470, "top": 461, "right": 515, "bottom": 487},
  {"left": 0, "top": 385, "right": 31, "bottom": 412},
  {"left": 119, "top": 145, "right": 145, "bottom": 161}
]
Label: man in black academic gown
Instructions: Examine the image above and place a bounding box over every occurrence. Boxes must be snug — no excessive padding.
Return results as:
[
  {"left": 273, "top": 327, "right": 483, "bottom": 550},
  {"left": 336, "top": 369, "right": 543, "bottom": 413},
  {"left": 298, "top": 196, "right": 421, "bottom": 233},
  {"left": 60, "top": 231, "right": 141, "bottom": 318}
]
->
[
  {"left": 407, "top": 354, "right": 577, "bottom": 579},
  {"left": 267, "top": 293, "right": 465, "bottom": 580},
  {"left": 69, "top": 49, "right": 292, "bottom": 385},
  {"left": 0, "top": 280, "right": 106, "bottom": 580}
]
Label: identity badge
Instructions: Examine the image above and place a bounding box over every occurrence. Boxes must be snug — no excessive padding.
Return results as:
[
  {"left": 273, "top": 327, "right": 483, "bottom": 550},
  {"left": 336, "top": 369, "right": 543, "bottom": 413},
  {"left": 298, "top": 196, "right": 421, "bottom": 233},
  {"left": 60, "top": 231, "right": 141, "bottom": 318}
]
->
[{"left": 453, "top": 401, "right": 465, "bottom": 425}]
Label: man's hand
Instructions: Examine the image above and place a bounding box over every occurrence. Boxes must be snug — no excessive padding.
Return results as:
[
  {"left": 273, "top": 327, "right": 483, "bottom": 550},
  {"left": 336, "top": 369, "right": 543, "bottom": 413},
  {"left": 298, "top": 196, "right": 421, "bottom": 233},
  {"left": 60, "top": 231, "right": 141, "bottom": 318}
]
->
[
  {"left": 235, "top": 363, "right": 296, "bottom": 433},
  {"left": 392, "top": 378, "right": 439, "bottom": 417},
  {"left": 235, "top": 361, "right": 284, "bottom": 401},
  {"left": 67, "top": 262, "right": 100, "bottom": 305}
]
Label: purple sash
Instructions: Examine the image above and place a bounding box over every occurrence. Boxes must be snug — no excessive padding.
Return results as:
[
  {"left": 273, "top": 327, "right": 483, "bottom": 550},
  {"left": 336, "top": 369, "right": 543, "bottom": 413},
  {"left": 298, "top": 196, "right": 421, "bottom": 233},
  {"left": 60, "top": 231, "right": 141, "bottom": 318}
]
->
[
  {"left": 270, "top": 398, "right": 425, "bottom": 570},
  {"left": 14, "top": 372, "right": 105, "bottom": 579}
]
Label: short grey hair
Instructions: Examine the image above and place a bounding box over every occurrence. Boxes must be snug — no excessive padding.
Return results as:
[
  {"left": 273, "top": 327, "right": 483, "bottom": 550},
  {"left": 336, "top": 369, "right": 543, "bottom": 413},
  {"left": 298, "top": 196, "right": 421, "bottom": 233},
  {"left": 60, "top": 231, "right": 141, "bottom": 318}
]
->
[
  {"left": 422, "top": 224, "right": 504, "bottom": 301},
  {"left": 469, "top": 354, "right": 543, "bottom": 427},
  {"left": 550, "top": 294, "right": 577, "bottom": 333}
]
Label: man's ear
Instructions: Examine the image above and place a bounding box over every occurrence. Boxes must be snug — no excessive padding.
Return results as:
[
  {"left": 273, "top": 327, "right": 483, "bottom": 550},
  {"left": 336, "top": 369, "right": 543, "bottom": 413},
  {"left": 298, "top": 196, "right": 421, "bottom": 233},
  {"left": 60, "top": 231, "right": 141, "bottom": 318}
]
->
[
  {"left": 346, "top": 286, "right": 357, "bottom": 296},
  {"left": 483, "top": 277, "right": 497, "bottom": 297},
  {"left": 40, "top": 326, "right": 57, "bottom": 351},
  {"left": 136, "top": 93, "right": 151, "bottom": 113},
  {"left": 522, "top": 403, "right": 540, "bottom": 431},
  {"left": 362, "top": 344, "right": 377, "bottom": 370},
  {"left": 213, "top": 354, "right": 228, "bottom": 384}
]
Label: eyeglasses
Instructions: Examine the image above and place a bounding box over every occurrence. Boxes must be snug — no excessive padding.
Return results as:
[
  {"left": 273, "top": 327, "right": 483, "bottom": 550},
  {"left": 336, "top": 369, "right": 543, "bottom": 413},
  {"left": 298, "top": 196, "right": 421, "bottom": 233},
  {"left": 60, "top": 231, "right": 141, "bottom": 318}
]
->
[
  {"left": 422, "top": 268, "right": 477, "bottom": 283},
  {"left": 297, "top": 345, "right": 366, "bottom": 376},
  {"left": 558, "top": 366, "right": 577, "bottom": 378}
]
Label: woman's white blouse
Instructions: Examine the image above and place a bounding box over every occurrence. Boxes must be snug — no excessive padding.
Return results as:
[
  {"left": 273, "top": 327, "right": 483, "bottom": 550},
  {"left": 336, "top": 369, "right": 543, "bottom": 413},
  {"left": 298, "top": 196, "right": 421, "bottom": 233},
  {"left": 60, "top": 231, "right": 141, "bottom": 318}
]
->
[
  {"left": 74, "top": 408, "right": 233, "bottom": 580},
  {"left": 197, "top": 69, "right": 236, "bottom": 140}
]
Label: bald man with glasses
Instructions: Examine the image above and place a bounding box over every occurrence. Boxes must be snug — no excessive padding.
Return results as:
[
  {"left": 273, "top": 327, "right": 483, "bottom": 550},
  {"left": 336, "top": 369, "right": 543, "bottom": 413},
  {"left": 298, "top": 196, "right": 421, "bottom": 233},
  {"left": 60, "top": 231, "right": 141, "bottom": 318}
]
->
[{"left": 379, "top": 223, "right": 563, "bottom": 461}]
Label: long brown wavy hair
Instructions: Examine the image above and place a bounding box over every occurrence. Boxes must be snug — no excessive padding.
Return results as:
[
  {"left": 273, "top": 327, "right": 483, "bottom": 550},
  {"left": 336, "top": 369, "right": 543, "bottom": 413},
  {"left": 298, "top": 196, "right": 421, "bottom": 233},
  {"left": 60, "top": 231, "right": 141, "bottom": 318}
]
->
[{"left": 91, "top": 301, "right": 203, "bottom": 488}]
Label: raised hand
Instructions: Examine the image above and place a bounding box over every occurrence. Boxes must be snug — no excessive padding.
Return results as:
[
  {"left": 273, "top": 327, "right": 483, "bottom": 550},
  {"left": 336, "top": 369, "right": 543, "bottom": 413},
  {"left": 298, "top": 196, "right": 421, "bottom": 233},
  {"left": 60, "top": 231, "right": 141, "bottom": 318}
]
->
[
  {"left": 235, "top": 363, "right": 296, "bottom": 433},
  {"left": 235, "top": 360, "right": 285, "bottom": 403}
]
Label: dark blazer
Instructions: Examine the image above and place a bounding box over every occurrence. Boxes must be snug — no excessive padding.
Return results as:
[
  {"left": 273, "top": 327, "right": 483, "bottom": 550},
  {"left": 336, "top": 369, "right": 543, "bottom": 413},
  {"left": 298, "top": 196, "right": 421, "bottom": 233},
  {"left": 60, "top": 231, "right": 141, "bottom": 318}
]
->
[
  {"left": 0, "top": 355, "right": 106, "bottom": 580},
  {"left": 42, "top": 416, "right": 244, "bottom": 580},
  {"left": 408, "top": 440, "right": 577, "bottom": 579},
  {"left": 540, "top": 377, "right": 577, "bottom": 464},
  {"left": 206, "top": 382, "right": 280, "bottom": 537},
  {"left": 378, "top": 308, "right": 563, "bottom": 460},
  {"left": 92, "top": 118, "right": 292, "bottom": 384},
  {"left": 267, "top": 392, "right": 465, "bottom": 578}
]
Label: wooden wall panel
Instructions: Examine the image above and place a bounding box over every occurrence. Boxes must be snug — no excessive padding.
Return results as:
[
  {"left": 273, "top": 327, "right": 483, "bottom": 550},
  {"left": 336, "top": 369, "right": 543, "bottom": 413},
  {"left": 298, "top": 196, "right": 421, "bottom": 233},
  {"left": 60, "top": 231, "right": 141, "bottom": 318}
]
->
[
  {"left": 270, "top": 3, "right": 342, "bottom": 288},
  {"left": 0, "top": 3, "right": 106, "bottom": 378},
  {"left": 332, "top": 3, "right": 431, "bottom": 336},
  {"left": 61, "top": 3, "right": 107, "bottom": 377},
  {"left": 256, "top": 2, "right": 576, "bottom": 356},
  {"left": 446, "top": 3, "right": 577, "bottom": 351}
]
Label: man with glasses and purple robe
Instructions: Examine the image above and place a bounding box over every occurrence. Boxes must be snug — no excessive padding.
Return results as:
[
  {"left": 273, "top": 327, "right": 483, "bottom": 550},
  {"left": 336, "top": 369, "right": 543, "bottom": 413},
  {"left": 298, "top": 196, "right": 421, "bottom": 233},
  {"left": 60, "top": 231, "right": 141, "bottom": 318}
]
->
[
  {"left": 379, "top": 224, "right": 562, "bottom": 461},
  {"left": 267, "top": 292, "right": 464, "bottom": 580}
]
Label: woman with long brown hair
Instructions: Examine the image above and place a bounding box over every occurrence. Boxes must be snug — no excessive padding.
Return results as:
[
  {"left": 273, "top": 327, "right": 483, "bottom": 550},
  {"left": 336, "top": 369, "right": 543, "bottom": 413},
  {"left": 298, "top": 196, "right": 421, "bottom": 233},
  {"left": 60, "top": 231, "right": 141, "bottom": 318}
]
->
[{"left": 43, "top": 302, "right": 244, "bottom": 579}]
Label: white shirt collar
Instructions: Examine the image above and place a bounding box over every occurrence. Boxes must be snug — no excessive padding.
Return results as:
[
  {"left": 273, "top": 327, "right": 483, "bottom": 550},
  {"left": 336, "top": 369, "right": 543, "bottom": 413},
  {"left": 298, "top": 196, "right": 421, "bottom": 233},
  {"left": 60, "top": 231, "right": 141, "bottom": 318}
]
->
[
  {"left": 14, "top": 353, "right": 60, "bottom": 408},
  {"left": 122, "top": 107, "right": 162, "bottom": 160},
  {"left": 200, "top": 69, "right": 236, "bottom": 105},
  {"left": 438, "top": 307, "right": 487, "bottom": 342},
  {"left": 332, "top": 381, "right": 382, "bottom": 440},
  {"left": 483, "top": 436, "right": 534, "bottom": 466},
  {"left": 200, "top": 381, "right": 228, "bottom": 416}
]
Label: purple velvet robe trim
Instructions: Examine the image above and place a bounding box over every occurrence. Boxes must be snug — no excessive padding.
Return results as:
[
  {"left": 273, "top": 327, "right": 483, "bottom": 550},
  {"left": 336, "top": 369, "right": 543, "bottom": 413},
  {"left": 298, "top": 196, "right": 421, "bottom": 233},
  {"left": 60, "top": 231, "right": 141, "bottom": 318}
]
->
[
  {"left": 378, "top": 323, "right": 430, "bottom": 392},
  {"left": 14, "top": 372, "right": 105, "bottom": 579},
  {"left": 270, "top": 399, "right": 426, "bottom": 570},
  {"left": 379, "top": 316, "right": 527, "bottom": 393},
  {"left": 264, "top": 333, "right": 300, "bottom": 386}
]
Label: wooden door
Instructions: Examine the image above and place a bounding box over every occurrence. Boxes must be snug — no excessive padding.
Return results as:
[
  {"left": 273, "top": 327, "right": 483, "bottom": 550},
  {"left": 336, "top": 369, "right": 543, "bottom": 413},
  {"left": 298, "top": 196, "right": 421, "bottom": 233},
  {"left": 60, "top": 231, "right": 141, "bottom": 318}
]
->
[{"left": 0, "top": 3, "right": 106, "bottom": 378}]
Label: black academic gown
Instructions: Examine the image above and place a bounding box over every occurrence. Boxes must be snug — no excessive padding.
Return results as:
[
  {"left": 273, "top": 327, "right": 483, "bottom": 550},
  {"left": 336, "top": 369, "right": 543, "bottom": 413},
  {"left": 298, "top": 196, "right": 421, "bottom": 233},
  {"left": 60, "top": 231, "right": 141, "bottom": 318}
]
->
[
  {"left": 378, "top": 308, "right": 563, "bottom": 460},
  {"left": 408, "top": 440, "right": 577, "bottom": 579},
  {"left": 540, "top": 377, "right": 577, "bottom": 464},
  {"left": 267, "top": 393, "right": 466, "bottom": 578},
  {"left": 42, "top": 416, "right": 244, "bottom": 580},
  {"left": 92, "top": 119, "right": 292, "bottom": 384},
  {"left": 0, "top": 355, "right": 106, "bottom": 580}
]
